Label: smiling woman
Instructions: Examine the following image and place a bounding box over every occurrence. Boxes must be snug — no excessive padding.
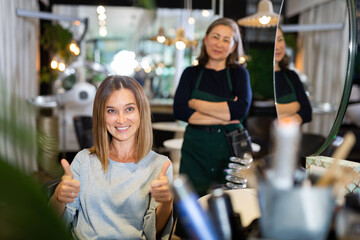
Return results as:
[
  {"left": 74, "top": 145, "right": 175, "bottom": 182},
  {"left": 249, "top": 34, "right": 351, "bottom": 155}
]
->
[{"left": 50, "top": 76, "right": 174, "bottom": 240}]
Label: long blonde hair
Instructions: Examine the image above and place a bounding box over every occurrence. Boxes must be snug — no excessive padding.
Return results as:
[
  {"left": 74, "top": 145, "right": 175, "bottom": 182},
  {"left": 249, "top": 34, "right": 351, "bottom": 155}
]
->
[{"left": 89, "top": 75, "right": 153, "bottom": 172}]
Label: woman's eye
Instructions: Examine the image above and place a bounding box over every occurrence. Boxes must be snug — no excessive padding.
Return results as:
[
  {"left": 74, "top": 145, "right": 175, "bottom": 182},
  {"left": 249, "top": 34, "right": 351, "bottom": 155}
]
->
[
  {"left": 107, "top": 109, "right": 116, "bottom": 114},
  {"left": 126, "top": 106, "right": 135, "bottom": 112}
]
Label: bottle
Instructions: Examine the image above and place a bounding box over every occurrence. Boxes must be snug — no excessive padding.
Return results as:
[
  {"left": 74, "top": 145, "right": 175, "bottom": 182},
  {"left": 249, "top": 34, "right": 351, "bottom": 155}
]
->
[
  {"left": 172, "top": 175, "right": 220, "bottom": 240},
  {"left": 269, "top": 117, "right": 300, "bottom": 189}
]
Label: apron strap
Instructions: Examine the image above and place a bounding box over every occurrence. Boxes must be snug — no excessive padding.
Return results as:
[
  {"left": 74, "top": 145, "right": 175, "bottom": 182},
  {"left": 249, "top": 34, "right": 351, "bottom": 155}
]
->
[
  {"left": 194, "top": 69, "right": 204, "bottom": 90},
  {"left": 226, "top": 68, "right": 232, "bottom": 93},
  {"left": 282, "top": 71, "right": 296, "bottom": 96}
]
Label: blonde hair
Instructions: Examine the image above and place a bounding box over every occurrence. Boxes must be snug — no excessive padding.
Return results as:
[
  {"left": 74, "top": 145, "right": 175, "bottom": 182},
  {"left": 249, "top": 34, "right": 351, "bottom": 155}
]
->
[{"left": 89, "top": 75, "right": 153, "bottom": 172}]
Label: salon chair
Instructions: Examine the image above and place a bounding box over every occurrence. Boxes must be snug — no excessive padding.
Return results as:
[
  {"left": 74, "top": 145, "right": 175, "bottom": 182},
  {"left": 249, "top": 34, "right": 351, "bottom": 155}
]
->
[
  {"left": 43, "top": 116, "right": 93, "bottom": 198},
  {"left": 244, "top": 116, "right": 276, "bottom": 158},
  {"left": 73, "top": 115, "right": 93, "bottom": 149},
  {"left": 43, "top": 179, "right": 61, "bottom": 200}
]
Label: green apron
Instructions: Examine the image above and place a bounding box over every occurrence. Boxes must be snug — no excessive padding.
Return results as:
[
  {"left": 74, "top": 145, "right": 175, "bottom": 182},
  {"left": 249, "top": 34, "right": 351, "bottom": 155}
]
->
[
  {"left": 276, "top": 71, "right": 297, "bottom": 104},
  {"left": 180, "top": 68, "right": 242, "bottom": 197}
]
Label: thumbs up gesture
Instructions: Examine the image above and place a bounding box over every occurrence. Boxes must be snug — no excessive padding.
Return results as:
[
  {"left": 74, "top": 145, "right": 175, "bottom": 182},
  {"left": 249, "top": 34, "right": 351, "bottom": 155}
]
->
[
  {"left": 54, "top": 159, "right": 81, "bottom": 203},
  {"left": 150, "top": 161, "right": 173, "bottom": 203}
]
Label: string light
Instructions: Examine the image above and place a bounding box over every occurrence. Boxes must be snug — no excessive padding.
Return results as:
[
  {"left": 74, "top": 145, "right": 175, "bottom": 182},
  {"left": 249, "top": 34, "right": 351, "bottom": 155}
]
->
[
  {"left": 97, "top": 5, "right": 107, "bottom": 37},
  {"left": 50, "top": 60, "right": 58, "bottom": 69},
  {"left": 58, "top": 63, "right": 66, "bottom": 71}
]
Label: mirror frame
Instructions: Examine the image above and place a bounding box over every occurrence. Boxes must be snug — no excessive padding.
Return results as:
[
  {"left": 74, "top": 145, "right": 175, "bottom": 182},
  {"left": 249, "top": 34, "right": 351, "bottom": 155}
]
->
[
  {"left": 313, "top": 0, "right": 357, "bottom": 156},
  {"left": 275, "top": 0, "right": 357, "bottom": 156}
]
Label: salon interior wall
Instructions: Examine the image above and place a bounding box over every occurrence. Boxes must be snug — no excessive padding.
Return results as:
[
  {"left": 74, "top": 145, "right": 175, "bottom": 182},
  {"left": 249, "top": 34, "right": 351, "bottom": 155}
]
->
[
  {"left": 51, "top": 5, "right": 215, "bottom": 152},
  {"left": 0, "top": 0, "right": 39, "bottom": 173},
  {"left": 52, "top": 5, "right": 213, "bottom": 98}
]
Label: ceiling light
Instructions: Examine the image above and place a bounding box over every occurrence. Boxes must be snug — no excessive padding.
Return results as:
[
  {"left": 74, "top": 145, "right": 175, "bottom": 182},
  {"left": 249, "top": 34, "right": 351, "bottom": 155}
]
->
[
  {"left": 96, "top": 6, "right": 105, "bottom": 15},
  {"left": 188, "top": 16, "right": 195, "bottom": 25},
  {"left": 148, "top": 27, "right": 172, "bottom": 46},
  {"left": 202, "top": 9, "right": 210, "bottom": 17},
  {"left": 50, "top": 60, "right": 58, "bottom": 69},
  {"left": 58, "top": 63, "right": 66, "bottom": 71},
  {"left": 98, "top": 13, "right": 106, "bottom": 21},
  {"left": 175, "top": 40, "right": 186, "bottom": 51},
  {"left": 99, "top": 26, "right": 107, "bottom": 37},
  {"left": 237, "top": 0, "right": 279, "bottom": 28},
  {"left": 172, "top": 27, "right": 198, "bottom": 50}
]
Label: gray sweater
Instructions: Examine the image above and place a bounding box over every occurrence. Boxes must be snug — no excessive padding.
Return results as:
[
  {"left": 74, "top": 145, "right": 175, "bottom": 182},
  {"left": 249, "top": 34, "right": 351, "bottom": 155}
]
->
[{"left": 63, "top": 149, "right": 173, "bottom": 240}]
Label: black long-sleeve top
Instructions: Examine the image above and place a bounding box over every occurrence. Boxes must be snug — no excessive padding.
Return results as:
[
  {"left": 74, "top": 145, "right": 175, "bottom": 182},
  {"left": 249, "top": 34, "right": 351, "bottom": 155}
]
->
[
  {"left": 275, "top": 70, "right": 312, "bottom": 124},
  {"left": 173, "top": 65, "right": 252, "bottom": 122}
]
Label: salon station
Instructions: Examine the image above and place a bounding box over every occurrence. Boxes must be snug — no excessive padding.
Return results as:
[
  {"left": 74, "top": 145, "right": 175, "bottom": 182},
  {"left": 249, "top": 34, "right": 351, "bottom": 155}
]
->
[{"left": 2, "top": 0, "right": 360, "bottom": 239}]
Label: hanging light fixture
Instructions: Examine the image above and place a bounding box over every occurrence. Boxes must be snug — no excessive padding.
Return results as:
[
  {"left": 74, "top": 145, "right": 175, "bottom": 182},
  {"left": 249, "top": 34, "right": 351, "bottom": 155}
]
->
[
  {"left": 172, "top": 27, "right": 198, "bottom": 50},
  {"left": 237, "top": 0, "right": 279, "bottom": 28},
  {"left": 148, "top": 27, "right": 172, "bottom": 46}
]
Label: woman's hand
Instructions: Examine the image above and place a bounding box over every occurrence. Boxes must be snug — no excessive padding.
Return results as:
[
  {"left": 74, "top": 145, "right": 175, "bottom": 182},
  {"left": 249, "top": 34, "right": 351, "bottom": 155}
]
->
[
  {"left": 276, "top": 101, "right": 301, "bottom": 118},
  {"left": 188, "top": 98, "right": 232, "bottom": 121},
  {"left": 188, "top": 98, "right": 199, "bottom": 110},
  {"left": 50, "top": 159, "right": 80, "bottom": 217},
  {"left": 150, "top": 161, "right": 172, "bottom": 203},
  {"left": 54, "top": 159, "right": 81, "bottom": 203},
  {"left": 276, "top": 101, "right": 303, "bottom": 124},
  {"left": 150, "top": 161, "right": 173, "bottom": 234}
]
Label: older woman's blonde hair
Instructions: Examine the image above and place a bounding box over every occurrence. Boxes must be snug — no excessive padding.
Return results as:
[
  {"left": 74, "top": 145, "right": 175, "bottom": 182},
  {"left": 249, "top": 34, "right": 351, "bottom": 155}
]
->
[{"left": 89, "top": 75, "right": 153, "bottom": 172}]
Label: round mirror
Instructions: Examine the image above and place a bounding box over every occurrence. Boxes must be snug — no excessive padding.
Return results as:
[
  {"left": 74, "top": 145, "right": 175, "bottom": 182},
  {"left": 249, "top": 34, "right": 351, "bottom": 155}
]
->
[{"left": 274, "top": 0, "right": 356, "bottom": 156}]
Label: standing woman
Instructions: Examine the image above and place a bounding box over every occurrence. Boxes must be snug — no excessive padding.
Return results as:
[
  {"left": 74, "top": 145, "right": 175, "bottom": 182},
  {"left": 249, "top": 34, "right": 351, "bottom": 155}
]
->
[
  {"left": 274, "top": 27, "right": 312, "bottom": 124},
  {"left": 50, "top": 76, "right": 173, "bottom": 240},
  {"left": 173, "top": 18, "right": 252, "bottom": 197}
]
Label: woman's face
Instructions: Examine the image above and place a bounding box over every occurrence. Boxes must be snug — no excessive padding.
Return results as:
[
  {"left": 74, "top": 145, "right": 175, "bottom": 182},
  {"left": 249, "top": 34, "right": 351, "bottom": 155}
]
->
[
  {"left": 204, "top": 25, "right": 236, "bottom": 62},
  {"left": 105, "top": 88, "right": 140, "bottom": 144},
  {"left": 275, "top": 28, "right": 286, "bottom": 64}
]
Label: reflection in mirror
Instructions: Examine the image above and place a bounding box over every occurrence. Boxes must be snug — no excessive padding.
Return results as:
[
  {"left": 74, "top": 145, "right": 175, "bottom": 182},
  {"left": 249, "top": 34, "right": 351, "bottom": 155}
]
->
[
  {"left": 274, "top": 27, "right": 312, "bottom": 125},
  {"left": 275, "top": 0, "right": 355, "bottom": 156}
]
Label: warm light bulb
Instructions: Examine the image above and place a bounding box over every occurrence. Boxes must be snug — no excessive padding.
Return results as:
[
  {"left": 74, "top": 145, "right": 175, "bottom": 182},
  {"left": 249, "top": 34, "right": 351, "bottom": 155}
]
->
[
  {"left": 97, "top": 6, "right": 105, "bottom": 15},
  {"left": 69, "top": 43, "right": 77, "bottom": 52},
  {"left": 175, "top": 41, "right": 186, "bottom": 50},
  {"left": 98, "top": 13, "right": 106, "bottom": 21},
  {"left": 73, "top": 47, "right": 80, "bottom": 56},
  {"left": 50, "top": 60, "right": 58, "bottom": 69},
  {"left": 188, "top": 17, "right": 195, "bottom": 25},
  {"left": 157, "top": 35, "right": 166, "bottom": 43},
  {"left": 202, "top": 10, "right": 210, "bottom": 17},
  {"left": 58, "top": 63, "right": 65, "bottom": 71},
  {"left": 259, "top": 15, "right": 271, "bottom": 25},
  {"left": 192, "top": 59, "right": 199, "bottom": 66},
  {"left": 144, "top": 67, "right": 152, "bottom": 73},
  {"left": 99, "top": 26, "right": 107, "bottom": 37},
  {"left": 239, "top": 56, "right": 246, "bottom": 64}
]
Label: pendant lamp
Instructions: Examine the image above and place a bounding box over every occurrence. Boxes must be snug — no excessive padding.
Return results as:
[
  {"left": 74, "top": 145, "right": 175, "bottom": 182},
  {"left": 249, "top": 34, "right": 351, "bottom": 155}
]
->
[
  {"left": 172, "top": 27, "right": 198, "bottom": 50},
  {"left": 237, "top": 0, "right": 279, "bottom": 28},
  {"left": 148, "top": 27, "right": 172, "bottom": 46}
]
